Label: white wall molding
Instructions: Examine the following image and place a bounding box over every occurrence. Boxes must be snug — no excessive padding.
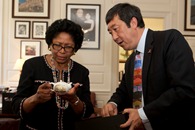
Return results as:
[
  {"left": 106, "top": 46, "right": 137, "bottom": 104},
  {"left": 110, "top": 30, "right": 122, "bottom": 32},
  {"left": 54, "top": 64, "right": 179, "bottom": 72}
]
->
[{"left": 0, "top": 0, "right": 3, "bottom": 85}]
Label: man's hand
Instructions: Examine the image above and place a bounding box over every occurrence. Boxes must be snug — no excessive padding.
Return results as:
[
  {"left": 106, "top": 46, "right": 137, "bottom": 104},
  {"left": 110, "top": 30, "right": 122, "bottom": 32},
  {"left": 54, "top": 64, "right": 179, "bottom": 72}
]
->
[
  {"left": 101, "top": 103, "right": 118, "bottom": 117},
  {"left": 120, "top": 108, "right": 145, "bottom": 130}
]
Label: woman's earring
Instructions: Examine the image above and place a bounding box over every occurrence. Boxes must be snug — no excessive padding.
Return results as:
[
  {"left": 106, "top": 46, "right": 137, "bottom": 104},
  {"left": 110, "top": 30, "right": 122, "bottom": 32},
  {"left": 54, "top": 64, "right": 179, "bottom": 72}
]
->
[{"left": 48, "top": 48, "right": 51, "bottom": 51}]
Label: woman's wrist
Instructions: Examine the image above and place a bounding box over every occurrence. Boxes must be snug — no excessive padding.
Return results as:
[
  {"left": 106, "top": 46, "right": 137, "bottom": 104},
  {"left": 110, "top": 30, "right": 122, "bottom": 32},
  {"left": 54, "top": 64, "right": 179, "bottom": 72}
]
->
[{"left": 70, "top": 96, "right": 80, "bottom": 105}]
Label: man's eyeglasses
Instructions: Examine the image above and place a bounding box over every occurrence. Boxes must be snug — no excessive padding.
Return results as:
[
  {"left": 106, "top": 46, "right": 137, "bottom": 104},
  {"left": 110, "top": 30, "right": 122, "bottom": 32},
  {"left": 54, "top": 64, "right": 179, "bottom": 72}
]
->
[{"left": 52, "top": 43, "right": 74, "bottom": 52}]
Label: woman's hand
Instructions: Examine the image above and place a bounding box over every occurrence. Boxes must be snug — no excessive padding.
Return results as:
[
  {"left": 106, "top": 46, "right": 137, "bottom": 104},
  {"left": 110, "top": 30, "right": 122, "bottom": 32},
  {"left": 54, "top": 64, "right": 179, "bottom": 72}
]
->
[
  {"left": 23, "top": 83, "right": 54, "bottom": 113},
  {"left": 58, "top": 83, "right": 80, "bottom": 102},
  {"left": 34, "top": 83, "right": 54, "bottom": 104},
  {"left": 57, "top": 83, "right": 84, "bottom": 114}
]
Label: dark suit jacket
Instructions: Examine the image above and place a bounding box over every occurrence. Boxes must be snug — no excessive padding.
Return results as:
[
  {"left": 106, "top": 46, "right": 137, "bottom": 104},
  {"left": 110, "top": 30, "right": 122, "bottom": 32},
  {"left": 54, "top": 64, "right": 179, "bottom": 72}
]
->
[{"left": 109, "top": 29, "right": 195, "bottom": 130}]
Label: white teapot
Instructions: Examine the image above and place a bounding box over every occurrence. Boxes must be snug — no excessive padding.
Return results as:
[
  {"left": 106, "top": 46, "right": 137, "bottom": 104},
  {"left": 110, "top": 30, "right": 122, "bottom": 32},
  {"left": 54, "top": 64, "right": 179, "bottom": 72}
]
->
[{"left": 50, "top": 80, "right": 72, "bottom": 95}]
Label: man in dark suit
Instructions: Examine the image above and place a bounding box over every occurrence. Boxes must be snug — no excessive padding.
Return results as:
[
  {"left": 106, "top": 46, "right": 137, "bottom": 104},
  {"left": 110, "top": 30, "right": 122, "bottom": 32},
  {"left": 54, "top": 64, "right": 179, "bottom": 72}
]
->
[{"left": 101, "top": 3, "right": 195, "bottom": 130}]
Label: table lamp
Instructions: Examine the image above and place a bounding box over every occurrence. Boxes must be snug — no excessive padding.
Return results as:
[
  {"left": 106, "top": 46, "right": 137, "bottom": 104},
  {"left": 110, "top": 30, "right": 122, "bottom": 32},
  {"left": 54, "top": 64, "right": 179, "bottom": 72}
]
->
[{"left": 13, "top": 59, "right": 25, "bottom": 73}]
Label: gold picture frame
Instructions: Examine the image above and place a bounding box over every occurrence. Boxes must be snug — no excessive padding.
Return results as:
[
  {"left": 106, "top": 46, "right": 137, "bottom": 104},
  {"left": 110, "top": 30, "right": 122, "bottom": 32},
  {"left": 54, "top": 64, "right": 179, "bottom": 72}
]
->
[{"left": 12, "top": 0, "right": 50, "bottom": 18}]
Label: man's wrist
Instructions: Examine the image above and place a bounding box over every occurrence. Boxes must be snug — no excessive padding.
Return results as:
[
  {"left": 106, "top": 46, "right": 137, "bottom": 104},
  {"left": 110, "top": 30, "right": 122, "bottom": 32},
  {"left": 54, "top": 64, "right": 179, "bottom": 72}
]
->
[{"left": 138, "top": 108, "right": 149, "bottom": 123}]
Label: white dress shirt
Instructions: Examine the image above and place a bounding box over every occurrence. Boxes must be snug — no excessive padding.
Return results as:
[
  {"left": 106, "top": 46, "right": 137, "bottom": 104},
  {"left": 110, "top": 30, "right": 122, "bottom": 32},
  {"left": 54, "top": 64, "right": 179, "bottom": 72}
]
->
[{"left": 136, "top": 28, "right": 153, "bottom": 130}]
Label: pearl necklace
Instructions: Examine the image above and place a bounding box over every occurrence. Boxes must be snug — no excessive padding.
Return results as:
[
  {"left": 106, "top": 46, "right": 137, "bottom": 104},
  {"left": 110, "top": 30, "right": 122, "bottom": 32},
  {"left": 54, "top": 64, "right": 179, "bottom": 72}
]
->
[{"left": 51, "top": 56, "right": 71, "bottom": 110}]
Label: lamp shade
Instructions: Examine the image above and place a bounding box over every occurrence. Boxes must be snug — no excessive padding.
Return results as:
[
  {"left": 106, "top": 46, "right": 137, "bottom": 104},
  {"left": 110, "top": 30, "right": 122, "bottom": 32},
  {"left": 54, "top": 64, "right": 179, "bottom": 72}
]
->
[{"left": 13, "top": 59, "right": 25, "bottom": 71}]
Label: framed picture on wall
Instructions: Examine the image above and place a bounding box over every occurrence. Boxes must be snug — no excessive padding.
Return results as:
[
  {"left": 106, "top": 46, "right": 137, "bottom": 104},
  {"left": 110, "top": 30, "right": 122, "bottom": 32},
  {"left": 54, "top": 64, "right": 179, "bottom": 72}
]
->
[
  {"left": 15, "top": 21, "right": 30, "bottom": 39},
  {"left": 184, "top": 0, "right": 195, "bottom": 31},
  {"left": 32, "top": 21, "right": 48, "bottom": 39},
  {"left": 20, "top": 40, "right": 41, "bottom": 60},
  {"left": 66, "top": 4, "right": 101, "bottom": 49},
  {"left": 12, "top": 0, "right": 50, "bottom": 18}
]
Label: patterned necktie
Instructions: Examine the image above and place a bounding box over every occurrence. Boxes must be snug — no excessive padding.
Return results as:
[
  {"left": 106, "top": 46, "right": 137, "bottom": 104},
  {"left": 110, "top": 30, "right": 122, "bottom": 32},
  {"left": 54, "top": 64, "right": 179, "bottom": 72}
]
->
[{"left": 133, "top": 51, "right": 142, "bottom": 109}]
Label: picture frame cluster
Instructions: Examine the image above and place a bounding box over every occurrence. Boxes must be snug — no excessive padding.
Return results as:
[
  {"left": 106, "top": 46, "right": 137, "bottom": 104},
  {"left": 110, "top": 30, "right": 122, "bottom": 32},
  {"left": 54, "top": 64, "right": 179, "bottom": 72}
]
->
[
  {"left": 12, "top": 0, "right": 50, "bottom": 59},
  {"left": 15, "top": 21, "right": 46, "bottom": 59},
  {"left": 15, "top": 21, "right": 48, "bottom": 39}
]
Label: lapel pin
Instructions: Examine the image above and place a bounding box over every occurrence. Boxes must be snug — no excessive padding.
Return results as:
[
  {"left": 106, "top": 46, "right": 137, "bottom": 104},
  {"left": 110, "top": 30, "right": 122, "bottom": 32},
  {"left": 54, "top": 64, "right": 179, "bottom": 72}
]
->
[{"left": 148, "top": 49, "right": 152, "bottom": 53}]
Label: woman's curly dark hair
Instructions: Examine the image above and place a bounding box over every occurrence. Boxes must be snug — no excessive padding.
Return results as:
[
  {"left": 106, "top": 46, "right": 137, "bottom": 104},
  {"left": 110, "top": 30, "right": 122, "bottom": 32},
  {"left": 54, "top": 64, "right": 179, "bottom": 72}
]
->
[{"left": 45, "top": 18, "right": 84, "bottom": 52}]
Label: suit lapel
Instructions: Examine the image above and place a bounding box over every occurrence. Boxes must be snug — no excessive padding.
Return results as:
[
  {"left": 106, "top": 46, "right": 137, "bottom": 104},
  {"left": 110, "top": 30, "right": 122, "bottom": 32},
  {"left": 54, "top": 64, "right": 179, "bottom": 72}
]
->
[{"left": 142, "top": 29, "right": 154, "bottom": 98}]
